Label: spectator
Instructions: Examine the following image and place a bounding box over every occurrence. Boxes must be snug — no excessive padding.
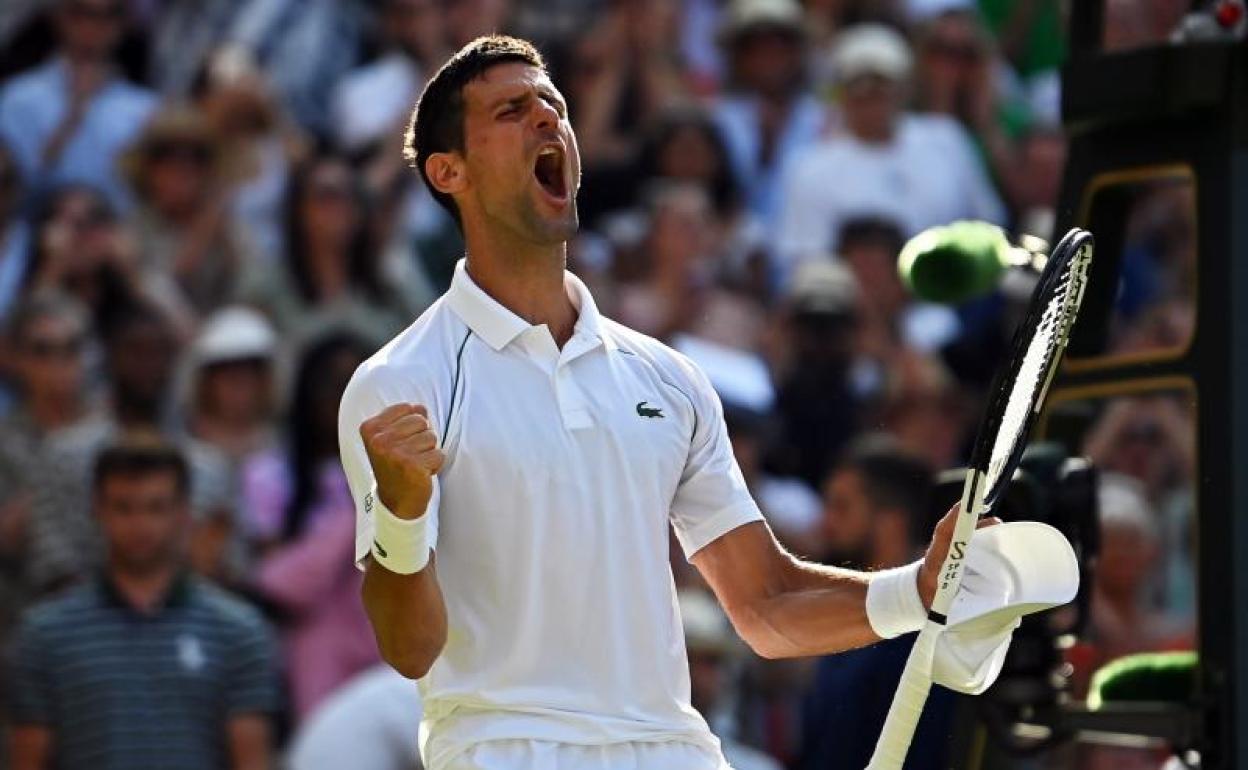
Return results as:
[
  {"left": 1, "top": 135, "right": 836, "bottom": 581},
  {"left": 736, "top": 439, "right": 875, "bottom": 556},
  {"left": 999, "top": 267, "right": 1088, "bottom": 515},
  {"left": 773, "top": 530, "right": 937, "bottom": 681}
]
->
[
  {"left": 146, "top": 0, "right": 252, "bottom": 98},
  {"left": 878, "top": 353, "right": 970, "bottom": 471},
  {"left": 775, "top": 24, "right": 1006, "bottom": 270},
  {"left": 182, "top": 306, "right": 280, "bottom": 465},
  {"left": 724, "top": 404, "right": 822, "bottom": 555},
  {"left": 0, "top": 291, "right": 100, "bottom": 637},
  {"left": 713, "top": 0, "right": 824, "bottom": 230},
  {"left": 286, "top": 664, "right": 423, "bottom": 770},
  {"left": 243, "top": 331, "right": 379, "bottom": 721},
  {"left": 0, "top": 0, "right": 157, "bottom": 209},
  {"left": 680, "top": 588, "right": 784, "bottom": 770},
  {"left": 236, "top": 152, "right": 428, "bottom": 348},
  {"left": 225, "top": 0, "right": 372, "bottom": 135},
  {"left": 119, "top": 104, "right": 257, "bottom": 322},
  {"left": 195, "top": 46, "right": 306, "bottom": 263},
  {"left": 6, "top": 440, "right": 279, "bottom": 770},
  {"left": 21, "top": 183, "right": 194, "bottom": 339},
  {"left": 612, "top": 182, "right": 727, "bottom": 341},
  {"left": 769, "top": 259, "right": 862, "bottom": 487},
  {"left": 331, "top": 0, "right": 448, "bottom": 155},
  {"left": 0, "top": 142, "right": 30, "bottom": 319},
  {"left": 20, "top": 300, "right": 234, "bottom": 594},
  {"left": 565, "top": 0, "right": 689, "bottom": 168},
  {"left": 799, "top": 436, "right": 955, "bottom": 770},
  {"left": 444, "top": 0, "right": 515, "bottom": 49}
]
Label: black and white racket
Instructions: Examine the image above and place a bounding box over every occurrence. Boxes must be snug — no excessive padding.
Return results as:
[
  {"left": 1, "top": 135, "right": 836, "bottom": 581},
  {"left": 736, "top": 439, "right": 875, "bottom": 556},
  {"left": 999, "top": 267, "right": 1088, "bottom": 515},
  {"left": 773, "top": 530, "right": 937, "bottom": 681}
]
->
[{"left": 866, "top": 227, "right": 1094, "bottom": 770}]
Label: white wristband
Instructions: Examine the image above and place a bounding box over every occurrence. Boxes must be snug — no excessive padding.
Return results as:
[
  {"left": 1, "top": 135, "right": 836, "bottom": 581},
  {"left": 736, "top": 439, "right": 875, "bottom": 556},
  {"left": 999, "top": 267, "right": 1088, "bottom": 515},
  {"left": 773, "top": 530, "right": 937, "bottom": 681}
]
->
[
  {"left": 865, "top": 560, "right": 926, "bottom": 639},
  {"left": 369, "top": 488, "right": 432, "bottom": 575}
]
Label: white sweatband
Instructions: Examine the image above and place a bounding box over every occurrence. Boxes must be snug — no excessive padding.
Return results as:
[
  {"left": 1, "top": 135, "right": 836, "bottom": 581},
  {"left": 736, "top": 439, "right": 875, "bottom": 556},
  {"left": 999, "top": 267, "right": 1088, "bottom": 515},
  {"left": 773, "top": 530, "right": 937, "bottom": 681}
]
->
[
  {"left": 369, "top": 488, "right": 432, "bottom": 575},
  {"left": 865, "top": 560, "right": 926, "bottom": 639}
]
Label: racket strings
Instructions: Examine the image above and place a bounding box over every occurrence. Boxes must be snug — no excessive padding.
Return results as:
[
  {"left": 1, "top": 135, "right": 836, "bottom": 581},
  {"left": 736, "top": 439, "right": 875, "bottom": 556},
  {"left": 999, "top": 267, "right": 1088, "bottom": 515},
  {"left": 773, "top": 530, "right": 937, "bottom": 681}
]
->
[{"left": 985, "top": 251, "right": 1088, "bottom": 497}]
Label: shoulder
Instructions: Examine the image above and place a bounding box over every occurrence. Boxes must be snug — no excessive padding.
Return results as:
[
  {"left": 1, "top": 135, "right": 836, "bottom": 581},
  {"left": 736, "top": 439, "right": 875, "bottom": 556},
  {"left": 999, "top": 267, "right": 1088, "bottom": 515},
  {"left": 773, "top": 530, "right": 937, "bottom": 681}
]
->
[
  {"left": 0, "top": 64, "right": 51, "bottom": 107},
  {"left": 187, "top": 580, "right": 272, "bottom": 640},
  {"left": 603, "top": 319, "right": 712, "bottom": 398},
  {"left": 15, "top": 584, "right": 100, "bottom": 639},
  {"left": 339, "top": 297, "right": 466, "bottom": 421},
  {"left": 903, "top": 113, "right": 972, "bottom": 148},
  {"left": 784, "top": 139, "right": 843, "bottom": 182}
]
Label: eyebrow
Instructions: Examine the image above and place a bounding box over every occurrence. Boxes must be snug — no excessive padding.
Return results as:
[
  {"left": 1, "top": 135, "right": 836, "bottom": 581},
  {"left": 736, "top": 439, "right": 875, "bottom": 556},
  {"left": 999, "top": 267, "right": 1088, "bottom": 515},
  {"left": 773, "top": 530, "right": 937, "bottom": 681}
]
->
[{"left": 489, "top": 86, "right": 566, "bottom": 113}]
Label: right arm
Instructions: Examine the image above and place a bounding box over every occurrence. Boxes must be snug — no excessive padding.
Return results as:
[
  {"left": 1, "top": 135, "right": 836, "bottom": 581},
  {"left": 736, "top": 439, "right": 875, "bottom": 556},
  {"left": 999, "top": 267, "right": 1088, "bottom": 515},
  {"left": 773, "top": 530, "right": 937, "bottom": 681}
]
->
[{"left": 355, "top": 403, "right": 448, "bottom": 679}]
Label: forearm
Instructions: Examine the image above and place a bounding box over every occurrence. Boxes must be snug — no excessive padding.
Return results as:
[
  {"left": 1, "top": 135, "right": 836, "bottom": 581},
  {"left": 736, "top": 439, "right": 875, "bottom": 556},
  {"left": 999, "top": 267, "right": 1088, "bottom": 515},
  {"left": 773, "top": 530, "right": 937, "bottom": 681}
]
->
[
  {"left": 361, "top": 554, "right": 448, "bottom": 679},
  {"left": 738, "top": 557, "right": 879, "bottom": 659}
]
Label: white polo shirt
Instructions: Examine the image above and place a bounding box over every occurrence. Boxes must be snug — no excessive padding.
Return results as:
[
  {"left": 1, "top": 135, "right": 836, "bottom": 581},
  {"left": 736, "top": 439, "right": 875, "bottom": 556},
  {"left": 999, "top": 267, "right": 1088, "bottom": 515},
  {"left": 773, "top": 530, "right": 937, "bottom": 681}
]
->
[{"left": 338, "top": 259, "right": 764, "bottom": 767}]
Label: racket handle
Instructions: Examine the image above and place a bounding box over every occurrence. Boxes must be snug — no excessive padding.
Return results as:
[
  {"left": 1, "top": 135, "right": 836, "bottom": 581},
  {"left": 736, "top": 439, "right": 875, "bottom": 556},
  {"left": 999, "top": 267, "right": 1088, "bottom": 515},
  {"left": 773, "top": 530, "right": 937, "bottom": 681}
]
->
[{"left": 865, "top": 623, "right": 940, "bottom": 770}]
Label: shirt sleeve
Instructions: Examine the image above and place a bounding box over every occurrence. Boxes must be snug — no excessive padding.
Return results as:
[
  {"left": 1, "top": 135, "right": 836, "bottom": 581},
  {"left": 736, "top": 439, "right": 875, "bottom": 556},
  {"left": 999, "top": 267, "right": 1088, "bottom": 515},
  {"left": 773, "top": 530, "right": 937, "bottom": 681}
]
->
[
  {"left": 224, "top": 609, "right": 281, "bottom": 716},
  {"left": 338, "top": 364, "right": 441, "bottom": 570},
  {"left": 7, "top": 613, "right": 52, "bottom": 725},
  {"left": 668, "top": 356, "right": 764, "bottom": 559}
]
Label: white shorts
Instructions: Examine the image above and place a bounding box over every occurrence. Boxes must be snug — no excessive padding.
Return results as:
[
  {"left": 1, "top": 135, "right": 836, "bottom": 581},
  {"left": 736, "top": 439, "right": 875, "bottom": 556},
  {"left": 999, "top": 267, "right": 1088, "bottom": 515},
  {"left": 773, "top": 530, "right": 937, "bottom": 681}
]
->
[{"left": 439, "top": 739, "right": 733, "bottom": 770}]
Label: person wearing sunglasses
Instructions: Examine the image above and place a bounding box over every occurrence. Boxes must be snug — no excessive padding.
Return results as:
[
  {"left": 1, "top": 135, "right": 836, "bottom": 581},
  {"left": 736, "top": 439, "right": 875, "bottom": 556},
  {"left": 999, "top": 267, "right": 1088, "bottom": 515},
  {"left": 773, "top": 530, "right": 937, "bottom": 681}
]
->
[{"left": 0, "top": 0, "right": 157, "bottom": 210}]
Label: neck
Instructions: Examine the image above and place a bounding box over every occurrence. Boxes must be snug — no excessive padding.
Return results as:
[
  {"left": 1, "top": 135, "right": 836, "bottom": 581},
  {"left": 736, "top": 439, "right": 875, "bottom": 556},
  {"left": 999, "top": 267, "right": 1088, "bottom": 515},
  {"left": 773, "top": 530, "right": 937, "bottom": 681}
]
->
[
  {"left": 850, "top": 120, "right": 895, "bottom": 144},
  {"left": 64, "top": 50, "right": 109, "bottom": 72},
  {"left": 462, "top": 228, "right": 577, "bottom": 347},
  {"left": 114, "top": 392, "right": 161, "bottom": 429},
  {"left": 108, "top": 561, "right": 178, "bottom": 613}
]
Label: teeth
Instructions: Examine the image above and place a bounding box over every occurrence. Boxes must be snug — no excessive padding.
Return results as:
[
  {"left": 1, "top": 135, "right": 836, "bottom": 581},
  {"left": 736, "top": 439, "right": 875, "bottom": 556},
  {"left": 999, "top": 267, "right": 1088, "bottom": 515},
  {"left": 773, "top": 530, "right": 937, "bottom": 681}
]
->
[{"left": 539, "top": 147, "right": 559, "bottom": 157}]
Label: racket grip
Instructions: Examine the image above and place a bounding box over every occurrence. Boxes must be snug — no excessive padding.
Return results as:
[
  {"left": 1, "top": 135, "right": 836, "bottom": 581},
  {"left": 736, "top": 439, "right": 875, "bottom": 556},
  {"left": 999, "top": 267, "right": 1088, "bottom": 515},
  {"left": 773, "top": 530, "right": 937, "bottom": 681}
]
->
[{"left": 864, "top": 624, "right": 940, "bottom": 770}]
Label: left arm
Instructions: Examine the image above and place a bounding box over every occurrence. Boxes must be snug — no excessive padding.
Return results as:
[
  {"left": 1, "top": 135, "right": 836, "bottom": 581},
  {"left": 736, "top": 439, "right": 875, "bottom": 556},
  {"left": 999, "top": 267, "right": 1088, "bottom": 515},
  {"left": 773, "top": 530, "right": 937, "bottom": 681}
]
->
[
  {"left": 692, "top": 520, "right": 876, "bottom": 658},
  {"left": 226, "top": 715, "right": 271, "bottom": 770},
  {"left": 693, "top": 506, "right": 975, "bottom": 660}
]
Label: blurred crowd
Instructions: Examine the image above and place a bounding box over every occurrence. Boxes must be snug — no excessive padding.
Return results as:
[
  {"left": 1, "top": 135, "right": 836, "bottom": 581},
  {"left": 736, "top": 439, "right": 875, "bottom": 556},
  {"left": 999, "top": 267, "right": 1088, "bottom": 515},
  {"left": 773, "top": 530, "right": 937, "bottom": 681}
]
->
[{"left": 0, "top": 0, "right": 1199, "bottom": 769}]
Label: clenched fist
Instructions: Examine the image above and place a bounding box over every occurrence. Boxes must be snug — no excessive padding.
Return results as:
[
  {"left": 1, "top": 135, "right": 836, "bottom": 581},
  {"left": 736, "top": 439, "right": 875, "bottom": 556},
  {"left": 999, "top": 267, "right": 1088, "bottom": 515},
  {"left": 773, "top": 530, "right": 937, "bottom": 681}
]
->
[{"left": 360, "top": 403, "right": 444, "bottom": 520}]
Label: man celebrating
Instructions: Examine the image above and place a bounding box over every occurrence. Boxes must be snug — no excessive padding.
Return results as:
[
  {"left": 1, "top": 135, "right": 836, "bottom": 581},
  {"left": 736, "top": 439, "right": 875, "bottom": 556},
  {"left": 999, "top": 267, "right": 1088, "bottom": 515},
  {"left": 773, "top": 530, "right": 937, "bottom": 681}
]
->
[{"left": 339, "top": 36, "right": 974, "bottom": 770}]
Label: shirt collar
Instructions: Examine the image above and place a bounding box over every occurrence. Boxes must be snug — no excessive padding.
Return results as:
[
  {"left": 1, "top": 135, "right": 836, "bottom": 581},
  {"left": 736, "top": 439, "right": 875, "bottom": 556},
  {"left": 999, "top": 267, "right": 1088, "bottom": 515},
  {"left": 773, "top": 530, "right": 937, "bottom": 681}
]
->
[
  {"left": 98, "top": 570, "right": 193, "bottom": 614},
  {"left": 446, "top": 258, "right": 616, "bottom": 353}
]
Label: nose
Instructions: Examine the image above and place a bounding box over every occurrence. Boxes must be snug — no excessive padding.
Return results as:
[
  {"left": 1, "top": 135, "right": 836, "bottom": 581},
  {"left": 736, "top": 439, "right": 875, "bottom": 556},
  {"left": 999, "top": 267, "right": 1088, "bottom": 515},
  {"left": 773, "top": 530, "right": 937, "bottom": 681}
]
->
[{"left": 532, "top": 98, "right": 560, "bottom": 134}]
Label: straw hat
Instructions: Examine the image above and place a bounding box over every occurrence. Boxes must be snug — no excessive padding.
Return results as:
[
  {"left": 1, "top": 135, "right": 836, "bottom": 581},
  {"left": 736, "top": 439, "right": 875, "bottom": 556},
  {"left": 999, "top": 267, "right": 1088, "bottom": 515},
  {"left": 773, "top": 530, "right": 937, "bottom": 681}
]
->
[{"left": 119, "top": 104, "right": 257, "bottom": 196}]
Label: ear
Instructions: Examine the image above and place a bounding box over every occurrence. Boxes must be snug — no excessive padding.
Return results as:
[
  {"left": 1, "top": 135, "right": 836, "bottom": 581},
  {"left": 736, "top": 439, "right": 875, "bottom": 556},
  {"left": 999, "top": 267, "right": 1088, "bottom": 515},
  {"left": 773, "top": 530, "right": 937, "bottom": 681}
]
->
[{"left": 424, "top": 151, "right": 467, "bottom": 197}]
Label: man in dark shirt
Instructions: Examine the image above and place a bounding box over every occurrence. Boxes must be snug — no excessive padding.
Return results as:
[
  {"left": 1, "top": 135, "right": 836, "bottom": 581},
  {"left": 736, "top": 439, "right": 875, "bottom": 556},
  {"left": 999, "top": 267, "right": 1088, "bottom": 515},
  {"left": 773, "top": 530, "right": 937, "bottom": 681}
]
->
[
  {"left": 6, "top": 440, "right": 278, "bottom": 770},
  {"left": 799, "top": 437, "right": 956, "bottom": 770}
]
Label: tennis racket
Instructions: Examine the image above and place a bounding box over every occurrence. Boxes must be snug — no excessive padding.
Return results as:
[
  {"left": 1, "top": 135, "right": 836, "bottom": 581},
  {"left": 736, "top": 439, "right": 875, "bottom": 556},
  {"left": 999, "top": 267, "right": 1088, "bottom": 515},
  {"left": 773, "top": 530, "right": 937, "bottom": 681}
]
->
[{"left": 865, "top": 227, "right": 1094, "bottom": 770}]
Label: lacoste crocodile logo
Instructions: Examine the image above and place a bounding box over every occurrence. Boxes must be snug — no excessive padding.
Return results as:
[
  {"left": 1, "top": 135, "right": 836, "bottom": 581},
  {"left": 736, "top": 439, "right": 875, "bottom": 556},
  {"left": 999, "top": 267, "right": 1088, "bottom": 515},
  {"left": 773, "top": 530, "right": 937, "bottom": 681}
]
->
[
  {"left": 373, "top": 540, "right": 388, "bottom": 558},
  {"left": 636, "top": 401, "right": 664, "bottom": 419}
]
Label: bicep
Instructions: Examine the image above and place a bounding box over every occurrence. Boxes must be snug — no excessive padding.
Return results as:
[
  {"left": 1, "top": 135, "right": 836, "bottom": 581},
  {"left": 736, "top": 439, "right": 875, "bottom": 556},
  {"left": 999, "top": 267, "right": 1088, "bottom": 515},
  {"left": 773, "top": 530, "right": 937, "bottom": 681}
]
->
[
  {"left": 226, "top": 714, "right": 271, "bottom": 770},
  {"left": 9, "top": 724, "right": 52, "bottom": 770}
]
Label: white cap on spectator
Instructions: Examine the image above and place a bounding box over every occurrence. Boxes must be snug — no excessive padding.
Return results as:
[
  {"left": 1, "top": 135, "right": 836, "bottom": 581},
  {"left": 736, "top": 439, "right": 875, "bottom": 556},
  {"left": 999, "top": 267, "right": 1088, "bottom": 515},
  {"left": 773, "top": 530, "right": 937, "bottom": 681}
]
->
[
  {"left": 192, "top": 306, "right": 278, "bottom": 366},
  {"left": 787, "top": 258, "right": 859, "bottom": 316},
  {"left": 718, "top": 0, "right": 806, "bottom": 44},
  {"left": 831, "top": 24, "right": 914, "bottom": 83}
]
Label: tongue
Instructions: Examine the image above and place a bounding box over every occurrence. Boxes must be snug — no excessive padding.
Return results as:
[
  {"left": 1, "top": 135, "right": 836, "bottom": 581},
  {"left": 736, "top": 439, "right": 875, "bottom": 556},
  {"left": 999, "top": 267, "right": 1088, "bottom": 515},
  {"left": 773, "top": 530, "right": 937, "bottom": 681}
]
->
[{"left": 535, "top": 156, "right": 563, "bottom": 197}]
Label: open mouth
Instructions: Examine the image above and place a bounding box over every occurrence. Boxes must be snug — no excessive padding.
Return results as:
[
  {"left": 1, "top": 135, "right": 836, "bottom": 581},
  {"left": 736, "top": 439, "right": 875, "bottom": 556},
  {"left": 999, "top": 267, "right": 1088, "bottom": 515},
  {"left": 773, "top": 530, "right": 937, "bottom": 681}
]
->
[{"left": 534, "top": 145, "right": 568, "bottom": 201}]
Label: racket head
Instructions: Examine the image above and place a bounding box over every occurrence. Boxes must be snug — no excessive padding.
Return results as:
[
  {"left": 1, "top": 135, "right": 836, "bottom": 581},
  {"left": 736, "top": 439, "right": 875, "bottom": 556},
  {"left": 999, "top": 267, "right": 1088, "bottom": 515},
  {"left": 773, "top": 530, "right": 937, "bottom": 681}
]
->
[{"left": 970, "top": 227, "right": 1094, "bottom": 514}]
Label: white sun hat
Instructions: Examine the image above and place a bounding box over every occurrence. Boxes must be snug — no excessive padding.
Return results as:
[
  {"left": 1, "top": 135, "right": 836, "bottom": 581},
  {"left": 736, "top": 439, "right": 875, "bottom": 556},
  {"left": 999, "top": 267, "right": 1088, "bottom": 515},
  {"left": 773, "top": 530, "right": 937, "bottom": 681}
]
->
[{"left": 931, "top": 520, "right": 1079, "bottom": 694}]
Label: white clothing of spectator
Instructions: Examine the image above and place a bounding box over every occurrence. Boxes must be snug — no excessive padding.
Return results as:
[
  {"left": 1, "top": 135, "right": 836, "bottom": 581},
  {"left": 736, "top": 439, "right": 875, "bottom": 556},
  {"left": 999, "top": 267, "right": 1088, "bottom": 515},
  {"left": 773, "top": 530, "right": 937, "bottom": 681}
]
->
[
  {"left": 286, "top": 664, "right": 424, "bottom": 770},
  {"left": 0, "top": 48, "right": 155, "bottom": 209},
  {"left": 775, "top": 24, "right": 1005, "bottom": 271}
]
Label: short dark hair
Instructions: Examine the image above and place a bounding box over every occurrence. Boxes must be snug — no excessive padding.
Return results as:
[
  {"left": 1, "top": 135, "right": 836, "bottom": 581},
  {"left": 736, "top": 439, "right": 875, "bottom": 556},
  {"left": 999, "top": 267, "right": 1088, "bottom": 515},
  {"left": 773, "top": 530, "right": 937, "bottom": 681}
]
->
[
  {"left": 839, "top": 435, "right": 933, "bottom": 546},
  {"left": 403, "top": 35, "right": 546, "bottom": 225},
  {"left": 836, "top": 216, "right": 906, "bottom": 257},
  {"left": 93, "top": 439, "right": 190, "bottom": 500}
]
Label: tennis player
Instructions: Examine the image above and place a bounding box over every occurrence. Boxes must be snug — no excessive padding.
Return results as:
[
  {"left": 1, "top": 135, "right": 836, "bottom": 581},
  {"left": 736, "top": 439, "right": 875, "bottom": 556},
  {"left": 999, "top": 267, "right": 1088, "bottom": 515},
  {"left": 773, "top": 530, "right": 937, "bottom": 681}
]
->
[{"left": 339, "top": 35, "right": 983, "bottom": 770}]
